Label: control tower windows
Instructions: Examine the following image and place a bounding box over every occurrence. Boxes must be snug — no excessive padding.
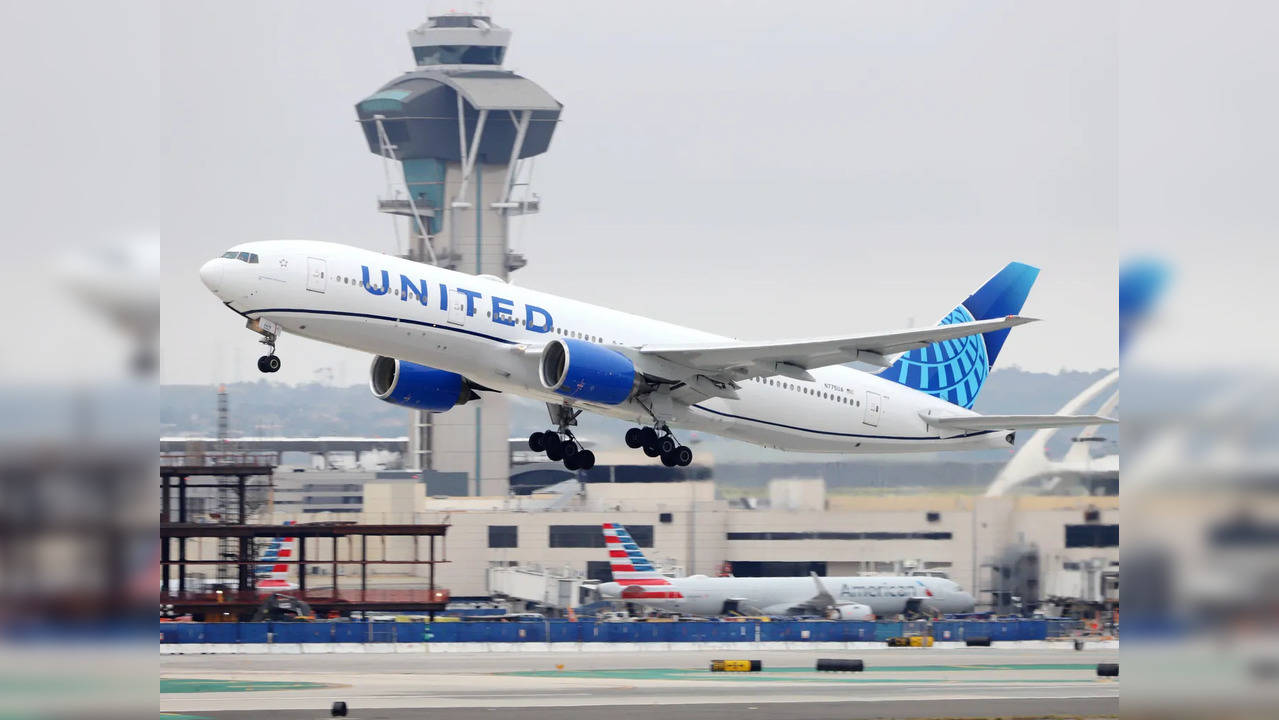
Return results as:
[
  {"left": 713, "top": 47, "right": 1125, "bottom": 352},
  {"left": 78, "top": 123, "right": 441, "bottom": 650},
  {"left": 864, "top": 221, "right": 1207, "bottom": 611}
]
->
[{"left": 414, "top": 44, "right": 505, "bottom": 66}]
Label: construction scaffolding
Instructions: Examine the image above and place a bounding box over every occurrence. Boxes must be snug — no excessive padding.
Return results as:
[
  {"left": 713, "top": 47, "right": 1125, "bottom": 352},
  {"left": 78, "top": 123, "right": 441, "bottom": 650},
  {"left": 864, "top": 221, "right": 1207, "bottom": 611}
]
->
[{"left": 160, "top": 458, "right": 449, "bottom": 620}]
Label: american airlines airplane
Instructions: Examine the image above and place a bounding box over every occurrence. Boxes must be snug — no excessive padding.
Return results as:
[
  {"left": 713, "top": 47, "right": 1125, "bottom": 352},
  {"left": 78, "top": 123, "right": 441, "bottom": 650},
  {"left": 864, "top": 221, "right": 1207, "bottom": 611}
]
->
[
  {"left": 595, "top": 523, "right": 974, "bottom": 619},
  {"left": 199, "top": 240, "right": 1113, "bottom": 469}
]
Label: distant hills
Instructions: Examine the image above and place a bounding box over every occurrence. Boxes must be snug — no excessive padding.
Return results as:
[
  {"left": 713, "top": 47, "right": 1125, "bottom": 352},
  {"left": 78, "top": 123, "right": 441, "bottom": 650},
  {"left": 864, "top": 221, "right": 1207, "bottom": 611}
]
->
[{"left": 162, "top": 367, "right": 1116, "bottom": 467}]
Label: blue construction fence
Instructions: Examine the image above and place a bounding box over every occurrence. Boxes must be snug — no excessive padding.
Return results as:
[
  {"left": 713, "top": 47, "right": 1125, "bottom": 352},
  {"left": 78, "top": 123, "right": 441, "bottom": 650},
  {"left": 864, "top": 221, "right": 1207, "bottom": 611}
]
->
[{"left": 161, "top": 618, "right": 1069, "bottom": 644}]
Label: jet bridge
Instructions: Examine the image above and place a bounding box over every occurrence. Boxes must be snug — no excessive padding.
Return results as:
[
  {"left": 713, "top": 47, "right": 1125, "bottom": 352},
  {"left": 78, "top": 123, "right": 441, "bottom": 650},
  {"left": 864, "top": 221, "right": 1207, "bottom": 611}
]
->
[{"left": 488, "top": 564, "right": 590, "bottom": 613}]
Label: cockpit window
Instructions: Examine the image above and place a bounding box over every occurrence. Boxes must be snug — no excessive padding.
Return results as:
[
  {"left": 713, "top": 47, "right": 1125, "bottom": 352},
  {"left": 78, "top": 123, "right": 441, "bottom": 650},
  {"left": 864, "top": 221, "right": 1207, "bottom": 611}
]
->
[
  {"left": 237, "top": 252, "right": 251, "bottom": 262},
  {"left": 222, "top": 251, "right": 260, "bottom": 263},
  {"left": 248, "top": 253, "right": 259, "bottom": 263},
  {"left": 222, "top": 251, "right": 238, "bottom": 259}
]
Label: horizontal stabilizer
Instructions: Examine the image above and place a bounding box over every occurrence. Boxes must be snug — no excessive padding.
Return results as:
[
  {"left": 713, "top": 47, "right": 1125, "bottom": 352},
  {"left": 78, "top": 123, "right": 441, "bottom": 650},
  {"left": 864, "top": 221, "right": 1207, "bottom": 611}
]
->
[{"left": 922, "top": 413, "right": 1118, "bottom": 431}]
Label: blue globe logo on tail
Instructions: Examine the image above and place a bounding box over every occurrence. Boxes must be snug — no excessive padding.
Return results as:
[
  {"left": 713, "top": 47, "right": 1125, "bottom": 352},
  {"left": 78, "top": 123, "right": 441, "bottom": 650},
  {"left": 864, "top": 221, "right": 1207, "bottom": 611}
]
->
[
  {"left": 880, "top": 262, "right": 1039, "bottom": 409},
  {"left": 887, "top": 305, "right": 989, "bottom": 409}
]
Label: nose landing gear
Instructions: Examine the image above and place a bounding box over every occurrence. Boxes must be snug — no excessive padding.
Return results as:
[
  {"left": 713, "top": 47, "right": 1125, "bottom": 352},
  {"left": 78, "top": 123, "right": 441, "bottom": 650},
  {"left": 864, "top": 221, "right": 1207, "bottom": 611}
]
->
[
  {"left": 255, "top": 334, "right": 281, "bottom": 374},
  {"left": 249, "top": 317, "right": 282, "bottom": 374},
  {"left": 256, "top": 354, "right": 281, "bottom": 373}
]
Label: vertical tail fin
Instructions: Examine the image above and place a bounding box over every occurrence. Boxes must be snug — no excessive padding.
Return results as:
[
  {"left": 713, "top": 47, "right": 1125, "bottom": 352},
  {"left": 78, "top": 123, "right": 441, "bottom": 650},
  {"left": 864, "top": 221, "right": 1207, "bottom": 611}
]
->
[
  {"left": 602, "top": 522, "right": 668, "bottom": 584},
  {"left": 880, "top": 262, "right": 1039, "bottom": 408},
  {"left": 255, "top": 520, "right": 297, "bottom": 590}
]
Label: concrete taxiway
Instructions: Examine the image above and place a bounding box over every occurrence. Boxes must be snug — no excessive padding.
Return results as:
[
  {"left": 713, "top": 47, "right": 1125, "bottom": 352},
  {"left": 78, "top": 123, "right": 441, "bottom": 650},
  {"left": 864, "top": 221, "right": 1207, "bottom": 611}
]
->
[{"left": 161, "top": 646, "right": 1118, "bottom": 719}]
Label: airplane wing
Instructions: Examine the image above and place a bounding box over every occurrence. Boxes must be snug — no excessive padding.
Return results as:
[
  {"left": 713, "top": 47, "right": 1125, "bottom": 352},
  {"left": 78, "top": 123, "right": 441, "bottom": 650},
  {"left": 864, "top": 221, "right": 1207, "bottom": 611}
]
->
[
  {"left": 922, "top": 414, "right": 1118, "bottom": 431},
  {"left": 638, "top": 316, "right": 1036, "bottom": 382}
]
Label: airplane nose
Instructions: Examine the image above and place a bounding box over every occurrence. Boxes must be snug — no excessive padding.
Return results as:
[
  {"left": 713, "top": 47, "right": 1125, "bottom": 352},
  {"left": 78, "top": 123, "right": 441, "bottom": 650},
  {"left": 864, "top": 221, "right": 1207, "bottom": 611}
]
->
[
  {"left": 956, "top": 592, "right": 976, "bottom": 611},
  {"left": 199, "top": 259, "right": 223, "bottom": 294},
  {"left": 598, "top": 582, "right": 620, "bottom": 598}
]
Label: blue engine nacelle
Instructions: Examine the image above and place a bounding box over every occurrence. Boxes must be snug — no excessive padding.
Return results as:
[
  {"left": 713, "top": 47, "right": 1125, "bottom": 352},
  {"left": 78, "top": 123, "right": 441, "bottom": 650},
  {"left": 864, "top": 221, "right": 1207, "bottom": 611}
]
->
[
  {"left": 538, "top": 338, "right": 638, "bottom": 405},
  {"left": 369, "top": 356, "right": 478, "bottom": 411}
]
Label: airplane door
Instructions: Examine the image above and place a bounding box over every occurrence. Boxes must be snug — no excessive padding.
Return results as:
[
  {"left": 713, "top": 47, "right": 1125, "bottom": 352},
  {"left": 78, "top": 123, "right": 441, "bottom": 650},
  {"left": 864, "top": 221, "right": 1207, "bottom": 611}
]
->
[
  {"left": 863, "top": 391, "right": 882, "bottom": 427},
  {"left": 306, "top": 257, "right": 326, "bottom": 293},
  {"left": 447, "top": 290, "right": 468, "bottom": 326}
]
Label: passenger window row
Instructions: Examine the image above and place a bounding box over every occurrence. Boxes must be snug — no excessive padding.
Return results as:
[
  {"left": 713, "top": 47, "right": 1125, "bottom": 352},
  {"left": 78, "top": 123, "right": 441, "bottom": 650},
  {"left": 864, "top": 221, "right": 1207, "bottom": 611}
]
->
[
  {"left": 335, "top": 274, "right": 377, "bottom": 291},
  {"left": 553, "top": 327, "right": 609, "bottom": 344},
  {"left": 748, "top": 377, "right": 859, "bottom": 406}
]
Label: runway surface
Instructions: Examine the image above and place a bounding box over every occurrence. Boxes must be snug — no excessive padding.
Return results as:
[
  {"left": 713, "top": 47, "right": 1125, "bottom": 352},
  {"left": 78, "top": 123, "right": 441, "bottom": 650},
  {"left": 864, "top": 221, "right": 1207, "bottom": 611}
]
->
[{"left": 161, "top": 647, "right": 1118, "bottom": 719}]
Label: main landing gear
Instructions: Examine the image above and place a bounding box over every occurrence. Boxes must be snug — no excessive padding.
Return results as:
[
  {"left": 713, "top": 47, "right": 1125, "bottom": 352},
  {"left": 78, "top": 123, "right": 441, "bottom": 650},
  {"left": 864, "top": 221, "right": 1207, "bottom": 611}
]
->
[
  {"left": 625, "top": 426, "right": 693, "bottom": 467},
  {"left": 529, "top": 404, "right": 595, "bottom": 471}
]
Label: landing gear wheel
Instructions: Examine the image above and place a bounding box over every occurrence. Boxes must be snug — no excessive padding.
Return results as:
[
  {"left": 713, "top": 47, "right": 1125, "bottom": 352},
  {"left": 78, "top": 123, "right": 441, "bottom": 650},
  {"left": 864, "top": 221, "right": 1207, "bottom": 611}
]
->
[
  {"left": 257, "top": 355, "right": 280, "bottom": 373},
  {"left": 544, "top": 434, "right": 565, "bottom": 461},
  {"left": 625, "top": 428, "right": 644, "bottom": 449},
  {"left": 674, "top": 446, "right": 693, "bottom": 467},
  {"left": 658, "top": 436, "right": 677, "bottom": 455},
  {"left": 577, "top": 450, "right": 596, "bottom": 470},
  {"left": 528, "top": 432, "right": 546, "bottom": 453},
  {"left": 564, "top": 451, "right": 582, "bottom": 471},
  {"left": 642, "top": 443, "right": 661, "bottom": 457},
  {"left": 640, "top": 427, "right": 659, "bottom": 447},
  {"left": 660, "top": 451, "right": 678, "bottom": 467}
]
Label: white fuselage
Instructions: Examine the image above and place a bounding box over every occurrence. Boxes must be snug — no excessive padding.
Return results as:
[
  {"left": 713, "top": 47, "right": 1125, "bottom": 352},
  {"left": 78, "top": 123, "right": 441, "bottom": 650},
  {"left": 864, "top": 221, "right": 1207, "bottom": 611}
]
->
[
  {"left": 201, "top": 240, "right": 1011, "bottom": 454},
  {"left": 598, "top": 574, "right": 975, "bottom": 617}
]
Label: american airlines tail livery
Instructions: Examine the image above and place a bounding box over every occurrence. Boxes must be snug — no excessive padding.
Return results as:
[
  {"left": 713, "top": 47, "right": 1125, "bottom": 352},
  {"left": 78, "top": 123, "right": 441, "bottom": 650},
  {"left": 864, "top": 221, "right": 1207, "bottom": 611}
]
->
[
  {"left": 200, "top": 240, "right": 1113, "bottom": 468},
  {"left": 595, "top": 523, "right": 974, "bottom": 618},
  {"left": 254, "top": 522, "right": 298, "bottom": 593},
  {"left": 165, "top": 523, "right": 298, "bottom": 594}
]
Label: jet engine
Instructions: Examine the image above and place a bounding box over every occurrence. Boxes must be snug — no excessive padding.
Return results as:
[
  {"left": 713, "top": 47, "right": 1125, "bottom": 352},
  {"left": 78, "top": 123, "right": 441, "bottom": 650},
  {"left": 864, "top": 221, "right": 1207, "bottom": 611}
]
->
[
  {"left": 825, "top": 603, "right": 874, "bottom": 621},
  {"left": 539, "top": 338, "right": 639, "bottom": 405},
  {"left": 369, "top": 356, "right": 478, "bottom": 412}
]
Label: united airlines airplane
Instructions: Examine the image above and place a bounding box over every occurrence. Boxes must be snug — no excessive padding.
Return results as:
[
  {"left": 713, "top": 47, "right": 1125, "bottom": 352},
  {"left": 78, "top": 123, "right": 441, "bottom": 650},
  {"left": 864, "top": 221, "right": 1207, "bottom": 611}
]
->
[
  {"left": 199, "top": 240, "right": 1113, "bottom": 469},
  {"left": 595, "top": 523, "right": 974, "bottom": 618}
]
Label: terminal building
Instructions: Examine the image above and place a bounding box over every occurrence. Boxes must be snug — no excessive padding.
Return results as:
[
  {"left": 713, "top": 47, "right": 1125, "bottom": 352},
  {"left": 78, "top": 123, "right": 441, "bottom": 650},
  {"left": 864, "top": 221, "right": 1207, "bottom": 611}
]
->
[
  {"left": 166, "top": 370, "right": 1119, "bottom": 616},
  {"left": 242, "top": 476, "right": 1117, "bottom": 616}
]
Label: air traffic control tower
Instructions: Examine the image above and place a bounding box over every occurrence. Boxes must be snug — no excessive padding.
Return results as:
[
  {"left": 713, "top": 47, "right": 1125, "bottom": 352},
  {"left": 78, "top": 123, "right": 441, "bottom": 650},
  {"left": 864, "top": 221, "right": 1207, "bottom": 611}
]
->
[{"left": 355, "top": 13, "right": 562, "bottom": 494}]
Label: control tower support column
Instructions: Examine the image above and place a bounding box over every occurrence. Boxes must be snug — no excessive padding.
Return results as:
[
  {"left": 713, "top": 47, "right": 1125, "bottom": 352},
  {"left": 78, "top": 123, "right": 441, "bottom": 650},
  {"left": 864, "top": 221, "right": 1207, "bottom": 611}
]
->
[{"left": 355, "top": 13, "right": 562, "bottom": 496}]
